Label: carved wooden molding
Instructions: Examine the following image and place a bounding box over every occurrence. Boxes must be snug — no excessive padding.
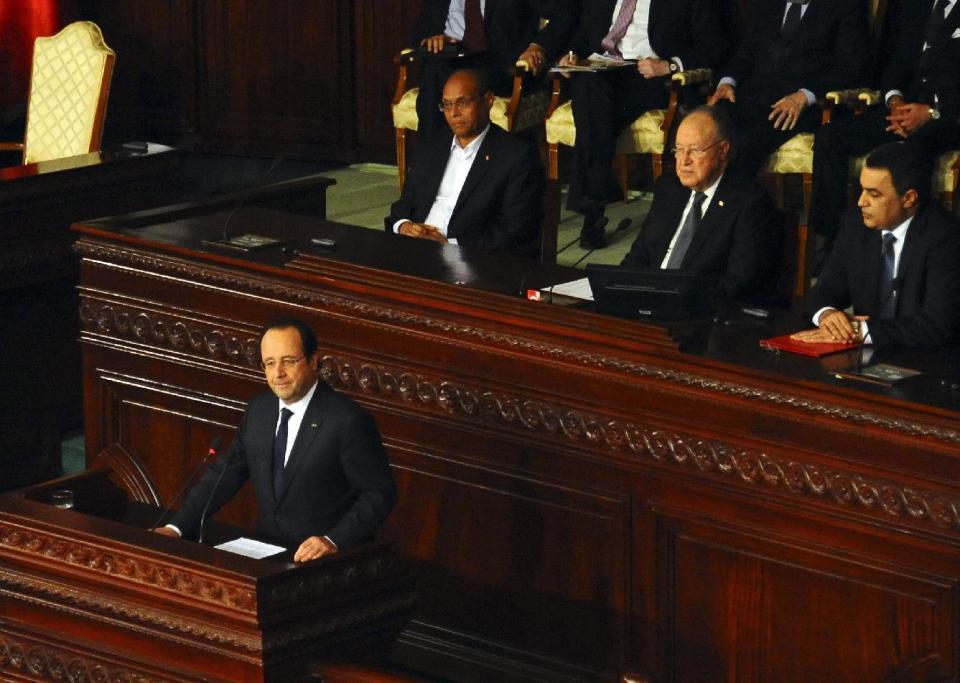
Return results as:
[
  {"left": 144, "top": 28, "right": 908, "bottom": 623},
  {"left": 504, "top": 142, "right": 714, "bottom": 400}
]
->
[
  {"left": 0, "top": 631, "right": 171, "bottom": 682},
  {"left": 0, "top": 569, "right": 260, "bottom": 653},
  {"left": 0, "top": 523, "right": 256, "bottom": 614},
  {"left": 73, "top": 246, "right": 960, "bottom": 446}
]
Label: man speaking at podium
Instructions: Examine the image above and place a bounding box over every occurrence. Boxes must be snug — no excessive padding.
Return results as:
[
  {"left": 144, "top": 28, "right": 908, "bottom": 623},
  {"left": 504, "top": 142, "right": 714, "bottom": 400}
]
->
[{"left": 154, "top": 318, "right": 396, "bottom": 562}]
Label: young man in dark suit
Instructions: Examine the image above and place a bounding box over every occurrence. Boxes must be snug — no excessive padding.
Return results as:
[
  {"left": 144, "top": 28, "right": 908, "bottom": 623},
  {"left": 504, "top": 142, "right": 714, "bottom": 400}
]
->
[
  {"left": 558, "top": 0, "right": 729, "bottom": 248},
  {"left": 386, "top": 69, "right": 544, "bottom": 252},
  {"left": 157, "top": 318, "right": 396, "bottom": 562},
  {"left": 810, "top": 0, "right": 960, "bottom": 245},
  {"left": 412, "top": 0, "right": 576, "bottom": 133},
  {"left": 622, "top": 106, "right": 781, "bottom": 304},
  {"left": 795, "top": 142, "right": 960, "bottom": 349},
  {"left": 707, "top": 0, "right": 869, "bottom": 178}
]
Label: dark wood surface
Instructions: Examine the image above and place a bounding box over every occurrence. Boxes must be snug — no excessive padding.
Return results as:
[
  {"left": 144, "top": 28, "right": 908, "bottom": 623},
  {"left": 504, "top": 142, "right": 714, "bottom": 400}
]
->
[
  {"left": 0, "top": 467, "right": 415, "bottom": 682},
  {"left": 71, "top": 207, "right": 960, "bottom": 682}
]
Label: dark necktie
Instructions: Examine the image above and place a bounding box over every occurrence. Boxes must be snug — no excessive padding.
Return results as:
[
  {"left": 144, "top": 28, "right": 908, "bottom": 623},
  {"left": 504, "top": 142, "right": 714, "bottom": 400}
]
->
[
  {"left": 878, "top": 232, "right": 898, "bottom": 319},
  {"left": 272, "top": 407, "right": 293, "bottom": 498},
  {"left": 926, "top": 0, "right": 950, "bottom": 46},
  {"left": 781, "top": 0, "right": 805, "bottom": 37},
  {"left": 665, "top": 192, "right": 707, "bottom": 269},
  {"left": 463, "top": 0, "right": 486, "bottom": 53}
]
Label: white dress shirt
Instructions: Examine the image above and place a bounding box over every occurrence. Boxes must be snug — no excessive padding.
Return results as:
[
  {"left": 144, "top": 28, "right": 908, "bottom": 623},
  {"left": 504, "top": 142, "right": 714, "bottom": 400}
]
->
[
  {"left": 393, "top": 124, "right": 491, "bottom": 245},
  {"left": 813, "top": 216, "right": 913, "bottom": 343},
  {"left": 659, "top": 173, "right": 723, "bottom": 269},
  {"left": 605, "top": 0, "right": 684, "bottom": 69},
  {"left": 444, "top": 0, "right": 486, "bottom": 41}
]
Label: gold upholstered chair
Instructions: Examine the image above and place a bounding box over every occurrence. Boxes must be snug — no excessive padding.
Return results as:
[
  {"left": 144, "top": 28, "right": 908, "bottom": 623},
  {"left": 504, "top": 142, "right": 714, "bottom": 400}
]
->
[
  {"left": 391, "top": 52, "right": 551, "bottom": 190},
  {"left": 0, "top": 21, "right": 115, "bottom": 165}
]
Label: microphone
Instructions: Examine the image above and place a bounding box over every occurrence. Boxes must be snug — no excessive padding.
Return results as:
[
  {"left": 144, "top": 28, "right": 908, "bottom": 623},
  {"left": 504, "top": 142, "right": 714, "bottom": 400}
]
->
[
  {"left": 197, "top": 438, "right": 233, "bottom": 545},
  {"left": 150, "top": 437, "right": 223, "bottom": 530},
  {"left": 557, "top": 216, "right": 607, "bottom": 257},
  {"left": 855, "top": 276, "right": 903, "bottom": 372},
  {"left": 572, "top": 217, "right": 631, "bottom": 268},
  {"left": 220, "top": 155, "right": 285, "bottom": 243}
]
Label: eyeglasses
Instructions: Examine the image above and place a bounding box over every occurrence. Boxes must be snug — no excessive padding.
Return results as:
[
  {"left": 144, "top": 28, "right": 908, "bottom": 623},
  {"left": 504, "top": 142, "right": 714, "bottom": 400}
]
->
[
  {"left": 260, "top": 356, "right": 304, "bottom": 372},
  {"left": 438, "top": 96, "right": 477, "bottom": 113},
  {"left": 671, "top": 139, "right": 726, "bottom": 158}
]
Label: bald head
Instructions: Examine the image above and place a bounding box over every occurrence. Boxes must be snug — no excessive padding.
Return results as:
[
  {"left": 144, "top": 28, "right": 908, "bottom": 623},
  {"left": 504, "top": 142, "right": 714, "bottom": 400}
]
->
[
  {"left": 674, "top": 109, "right": 731, "bottom": 192},
  {"left": 442, "top": 69, "right": 494, "bottom": 146}
]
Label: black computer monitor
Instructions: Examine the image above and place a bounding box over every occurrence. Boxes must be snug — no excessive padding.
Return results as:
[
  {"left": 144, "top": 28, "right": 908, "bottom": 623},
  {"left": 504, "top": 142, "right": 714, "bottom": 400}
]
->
[{"left": 586, "top": 265, "right": 717, "bottom": 321}]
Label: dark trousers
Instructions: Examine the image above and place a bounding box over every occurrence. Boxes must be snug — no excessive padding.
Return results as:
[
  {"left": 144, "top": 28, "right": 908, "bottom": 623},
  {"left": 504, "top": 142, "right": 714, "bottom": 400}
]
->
[
  {"left": 716, "top": 89, "right": 822, "bottom": 179},
  {"left": 810, "top": 106, "right": 960, "bottom": 241},
  {"left": 415, "top": 53, "right": 514, "bottom": 134},
  {"left": 567, "top": 69, "right": 671, "bottom": 212}
]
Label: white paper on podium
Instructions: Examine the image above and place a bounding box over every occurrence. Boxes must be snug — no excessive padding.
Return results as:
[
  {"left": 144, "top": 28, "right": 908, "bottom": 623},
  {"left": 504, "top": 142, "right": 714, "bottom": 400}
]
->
[
  {"left": 547, "top": 277, "right": 594, "bottom": 301},
  {"left": 215, "top": 537, "right": 285, "bottom": 559}
]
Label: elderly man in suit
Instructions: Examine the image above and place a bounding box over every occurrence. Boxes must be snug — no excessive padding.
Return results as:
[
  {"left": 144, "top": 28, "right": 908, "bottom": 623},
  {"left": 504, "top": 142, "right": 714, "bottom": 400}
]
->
[
  {"left": 386, "top": 69, "right": 544, "bottom": 252},
  {"left": 156, "top": 317, "right": 396, "bottom": 562},
  {"left": 707, "top": 0, "right": 869, "bottom": 178},
  {"left": 795, "top": 142, "right": 960, "bottom": 349},
  {"left": 622, "top": 106, "right": 781, "bottom": 304},
  {"left": 558, "top": 0, "right": 729, "bottom": 248},
  {"left": 412, "top": 0, "right": 576, "bottom": 134},
  {"left": 809, "top": 0, "right": 960, "bottom": 246}
]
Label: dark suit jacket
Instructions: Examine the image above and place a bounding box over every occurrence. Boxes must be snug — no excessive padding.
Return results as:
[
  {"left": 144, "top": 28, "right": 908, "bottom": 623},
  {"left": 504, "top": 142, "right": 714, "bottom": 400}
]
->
[
  {"left": 879, "top": 0, "right": 960, "bottom": 122},
  {"left": 723, "top": 0, "right": 869, "bottom": 101},
  {"left": 385, "top": 125, "right": 544, "bottom": 251},
  {"left": 413, "top": 0, "right": 576, "bottom": 62},
  {"left": 622, "top": 171, "right": 781, "bottom": 303},
  {"left": 170, "top": 381, "right": 396, "bottom": 550},
  {"left": 569, "top": 0, "right": 728, "bottom": 70},
  {"left": 807, "top": 204, "right": 960, "bottom": 349}
]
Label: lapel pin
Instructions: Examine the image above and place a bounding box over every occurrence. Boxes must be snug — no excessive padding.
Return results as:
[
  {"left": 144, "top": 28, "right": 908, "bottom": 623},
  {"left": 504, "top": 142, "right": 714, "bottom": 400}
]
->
[
  {"left": 485, "top": 155, "right": 491, "bottom": 161},
  {"left": 718, "top": 200, "right": 725, "bottom": 207},
  {"left": 310, "top": 422, "right": 319, "bottom": 428}
]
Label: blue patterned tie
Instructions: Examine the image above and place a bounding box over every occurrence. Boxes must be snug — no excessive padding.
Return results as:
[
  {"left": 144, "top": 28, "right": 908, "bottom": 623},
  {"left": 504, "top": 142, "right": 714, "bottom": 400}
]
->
[
  {"left": 273, "top": 408, "right": 293, "bottom": 498},
  {"left": 879, "top": 232, "right": 897, "bottom": 319},
  {"left": 665, "top": 192, "right": 706, "bottom": 269}
]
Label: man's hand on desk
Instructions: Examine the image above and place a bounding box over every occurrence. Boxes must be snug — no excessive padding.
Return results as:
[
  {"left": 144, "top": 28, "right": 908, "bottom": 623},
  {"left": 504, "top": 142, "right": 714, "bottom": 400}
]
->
[
  {"left": 152, "top": 526, "right": 180, "bottom": 537},
  {"left": 293, "top": 535, "right": 337, "bottom": 562},
  {"left": 398, "top": 221, "right": 449, "bottom": 243},
  {"left": 790, "top": 309, "right": 865, "bottom": 344}
]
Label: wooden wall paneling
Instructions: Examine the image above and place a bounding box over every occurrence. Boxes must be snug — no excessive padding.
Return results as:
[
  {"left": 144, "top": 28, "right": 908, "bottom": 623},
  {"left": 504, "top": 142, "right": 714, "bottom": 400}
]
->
[
  {"left": 81, "top": 0, "right": 200, "bottom": 145},
  {"left": 198, "top": 0, "right": 355, "bottom": 159},
  {"left": 353, "top": 0, "right": 424, "bottom": 163}
]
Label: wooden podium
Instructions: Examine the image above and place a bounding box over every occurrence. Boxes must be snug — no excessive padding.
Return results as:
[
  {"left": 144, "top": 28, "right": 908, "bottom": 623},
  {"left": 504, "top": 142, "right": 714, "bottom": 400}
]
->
[{"left": 0, "top": 466, "right": 415, "bottom": 682}]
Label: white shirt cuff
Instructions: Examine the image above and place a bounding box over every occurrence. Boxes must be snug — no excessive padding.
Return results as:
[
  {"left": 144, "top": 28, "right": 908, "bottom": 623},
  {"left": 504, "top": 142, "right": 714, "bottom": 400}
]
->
[
  {"left": 322, "top": 535, "right": 338, "bottom": 549},
  {"left": 164, "top": 524, "right": 183, "bottom": 537},
  {"left": 718, "top": 76, "right": 736, "bottom": 88},
  {"left": 885, "top": 90, "right": 904, "bottom": 106},
  {"left": 393, "top": 219, "right": 410, "bottom": 234},
  {"left": 672, "top": 57, "right": 684, "bottom": 72},
  {"left": 800, "top": 88, "right": 816, "bottom": 106},
  {"left": 812, "top": 307, "right": 834, "bottom": 326}
]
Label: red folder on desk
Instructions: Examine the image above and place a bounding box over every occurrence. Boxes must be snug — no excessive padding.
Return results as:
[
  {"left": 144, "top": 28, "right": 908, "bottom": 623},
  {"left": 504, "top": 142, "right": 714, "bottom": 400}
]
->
[{"left": 759, "top": 333, "right": 858, "bottom": 357}]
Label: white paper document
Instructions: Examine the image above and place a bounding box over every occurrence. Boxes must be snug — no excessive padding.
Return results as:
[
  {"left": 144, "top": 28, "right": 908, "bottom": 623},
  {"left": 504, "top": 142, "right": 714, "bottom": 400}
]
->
[
  {"left": 547, "top": 277, "right": 594, "bottom": 301},
  {"left": 215, "top": 537, "right": 285, "bottom": 559}
]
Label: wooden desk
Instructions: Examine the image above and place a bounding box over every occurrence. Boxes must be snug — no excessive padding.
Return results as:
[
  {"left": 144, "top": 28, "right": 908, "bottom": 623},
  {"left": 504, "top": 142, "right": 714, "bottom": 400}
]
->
[
  {"left": 73, "top": 208, "right": 960, "bottom": 682},
  {"left": 0, "top": 150, "right": 334, "bottom": 489},
  {"left": 0, "top": 468, "right": 414, "bottom": 682}
]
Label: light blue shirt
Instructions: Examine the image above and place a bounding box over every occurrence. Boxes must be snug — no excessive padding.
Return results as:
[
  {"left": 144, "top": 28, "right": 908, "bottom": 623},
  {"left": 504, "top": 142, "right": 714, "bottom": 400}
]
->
[{"left": 444, "top": 0, "right": 486, "bottom": 41}]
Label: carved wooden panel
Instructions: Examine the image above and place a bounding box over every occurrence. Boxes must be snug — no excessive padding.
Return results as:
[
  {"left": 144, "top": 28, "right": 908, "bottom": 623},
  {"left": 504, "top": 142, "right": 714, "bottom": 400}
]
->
[{"left": 652, "top": 507, "right": 957, "bottom": 682}]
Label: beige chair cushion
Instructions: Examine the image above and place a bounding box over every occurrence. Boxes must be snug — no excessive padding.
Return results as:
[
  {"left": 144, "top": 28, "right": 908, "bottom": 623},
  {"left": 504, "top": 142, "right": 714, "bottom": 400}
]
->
[
  {"left": 24, "top": 21, "right": 114, "bottom": 165},
  {"left": 762, "top": 132, "right": 814, "bottom": 175},
  {"left": 545, "top": 100, "right": 667, "bottom": 154},
  {"left": 393, "top": 87, "right": 550, "bottom": 133}
]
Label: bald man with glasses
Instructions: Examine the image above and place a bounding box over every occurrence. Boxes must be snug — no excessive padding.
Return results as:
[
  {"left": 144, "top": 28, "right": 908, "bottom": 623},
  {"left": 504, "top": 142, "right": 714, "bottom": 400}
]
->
[{"left": 622, "top": 106, "right": 781, "bottom": 304}]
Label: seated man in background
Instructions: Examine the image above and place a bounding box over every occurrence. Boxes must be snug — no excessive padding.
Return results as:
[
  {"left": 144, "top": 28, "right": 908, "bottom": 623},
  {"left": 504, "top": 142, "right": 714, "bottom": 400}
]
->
[
  {"left": 412, "top": 0, "right": 576, "bottom": 134},
  {"left": 558, "top": 0, "right": 729, "bottom": 248},
  {"left": 622, "top": 106, "right": 781, "bottom": 304},
  {"left": 156, "top": 317, "right": 396, "bottom": 562},
  {"left": 809, "top": 0, "right": 960, "bottom": 247},
  {"left": 386, "top": 69, "right": 544, "bottom": 252},
  {"left": 795, "top": 142, "right": 960, "bottom": 349},
  {"left": 707, "top": 0, "right": 869, "bottom": 178}
]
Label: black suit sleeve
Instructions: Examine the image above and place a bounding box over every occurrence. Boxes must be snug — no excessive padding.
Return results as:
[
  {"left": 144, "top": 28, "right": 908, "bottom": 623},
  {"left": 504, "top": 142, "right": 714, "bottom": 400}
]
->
[
  {"left": 621, "top": 209, "right": 659, "bottom": 270},
  {"left": 530, "top": 0, "right": 578, "bottom": 58},
  {"left": 385, "top": 138, "right": 444, "bottom": 231},
  {"left": 716, "top": 189, "right": 780, "bottom": 302},
  {"left": 468, "top": 138, "right": 544, "bottom": 251},
  {"left": 169, "top": 414, "right": 252, "bottom": 540},
  {"left": 411, "top": 0, "right": 449, "bottom": 42},
  {"left": 869, "top": 225, "right": 960, "bottom": 349},
  {"left": 805, "top": 214, "right": 856, "bottom": 318},
  {"left": 672, "top": 0, "right": 729, "bottom": 71},
  {"left": 324, "top": 410, "right": 397, "bottom": 550}
]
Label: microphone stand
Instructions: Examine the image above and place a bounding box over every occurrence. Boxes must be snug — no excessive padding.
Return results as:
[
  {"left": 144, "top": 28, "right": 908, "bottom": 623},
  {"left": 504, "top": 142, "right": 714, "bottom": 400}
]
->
[{"left": 150, "top": 437, "right": 223, "bottom": 530}]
